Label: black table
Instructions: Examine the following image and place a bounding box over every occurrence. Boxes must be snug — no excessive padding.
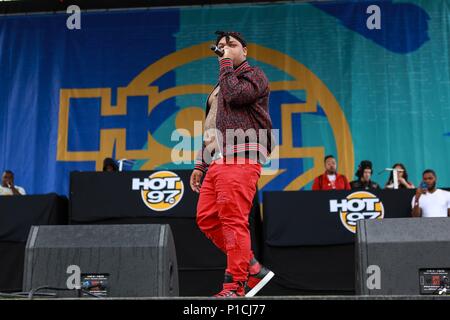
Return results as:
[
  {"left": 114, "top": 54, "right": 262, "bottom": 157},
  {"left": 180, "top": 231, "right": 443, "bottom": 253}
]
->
[
  {"left": 0, "top": 194, "right": 68, "bottom": 292},
  {"left": 70, "top": 171, "right": 198, "bottom": 221},
  {"left": 264, "top": 189, "right": 416, "bottom": 246},
  {"left": 260, "top": 189, "right": 417, "bottom": 295}
]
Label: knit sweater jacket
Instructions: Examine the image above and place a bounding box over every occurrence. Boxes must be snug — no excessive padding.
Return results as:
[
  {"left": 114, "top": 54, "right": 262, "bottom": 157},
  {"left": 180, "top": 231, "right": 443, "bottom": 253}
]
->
[{"left": 194, "top": 58, "right": 273, "bottom": 173}]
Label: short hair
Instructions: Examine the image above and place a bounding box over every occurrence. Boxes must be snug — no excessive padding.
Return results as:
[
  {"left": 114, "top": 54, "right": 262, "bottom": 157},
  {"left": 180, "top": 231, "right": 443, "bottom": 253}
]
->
[
  {"left": 2, "top": 170, "right": 13, "bottom": 176},
  {"left": 215, "top": 31, "right": 247, "bottom": 47},
  {"left": 422, "top": 169, "right": 436, "bottom": 177},
  {"left": 324, "top": 155, "right": 335, "bottom": 162}
]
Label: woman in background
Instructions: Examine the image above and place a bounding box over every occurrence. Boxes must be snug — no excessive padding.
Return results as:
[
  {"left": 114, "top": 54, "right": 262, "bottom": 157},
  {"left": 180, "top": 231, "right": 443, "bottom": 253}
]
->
[{"left": 385, "top": 163, "right": 415, "bottom": 189}]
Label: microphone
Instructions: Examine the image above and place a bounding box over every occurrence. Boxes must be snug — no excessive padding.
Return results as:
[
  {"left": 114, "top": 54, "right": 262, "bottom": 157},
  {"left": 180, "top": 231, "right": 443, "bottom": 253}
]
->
[{"left": 210, "top": 44, "right": 224, "bottom": 57}]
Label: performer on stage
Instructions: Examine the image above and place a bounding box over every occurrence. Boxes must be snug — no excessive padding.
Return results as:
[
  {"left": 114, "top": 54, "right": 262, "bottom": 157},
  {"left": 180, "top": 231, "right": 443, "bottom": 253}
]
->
[{"left": 190, "top": 31, "right": 274, "bottom": 297}]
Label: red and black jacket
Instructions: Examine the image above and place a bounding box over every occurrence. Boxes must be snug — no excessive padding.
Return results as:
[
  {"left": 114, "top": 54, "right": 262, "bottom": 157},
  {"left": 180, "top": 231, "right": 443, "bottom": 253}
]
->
[
  {"left": 312, "top": 172, "right": 351, "bottom": 191},
  {"left": 195, "top": 58, "right": 273, "bottom": 173}
]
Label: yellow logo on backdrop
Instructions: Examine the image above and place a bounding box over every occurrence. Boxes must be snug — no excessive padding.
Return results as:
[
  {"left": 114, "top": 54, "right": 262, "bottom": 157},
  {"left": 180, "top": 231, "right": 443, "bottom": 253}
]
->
[{"left": 57, "top": 42, "right": 354, "bottom": 190}]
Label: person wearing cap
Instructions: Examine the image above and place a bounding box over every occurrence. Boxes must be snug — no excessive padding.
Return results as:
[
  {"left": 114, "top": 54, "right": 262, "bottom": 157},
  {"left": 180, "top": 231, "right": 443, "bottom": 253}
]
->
[
  {"left": 190, "top": 31, "right": 274, "bottom": 297},
  {"left": 350, "top": 160, "right": 380, "bottom": 190}
]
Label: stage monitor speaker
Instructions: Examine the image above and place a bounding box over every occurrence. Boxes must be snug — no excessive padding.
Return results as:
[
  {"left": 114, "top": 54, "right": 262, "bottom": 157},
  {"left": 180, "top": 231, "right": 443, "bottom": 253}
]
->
[
  {"left": 356, "top": 217, "right": 450, "bottom": 295},
  {"left": 23, "top": 224, "right": 178, "bottom": 297}
]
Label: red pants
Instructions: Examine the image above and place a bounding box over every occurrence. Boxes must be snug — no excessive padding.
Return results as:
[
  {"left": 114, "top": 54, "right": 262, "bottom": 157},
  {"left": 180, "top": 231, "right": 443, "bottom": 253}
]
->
[{"left": 196, "top": 159, "right": 261, "bottom": 282}]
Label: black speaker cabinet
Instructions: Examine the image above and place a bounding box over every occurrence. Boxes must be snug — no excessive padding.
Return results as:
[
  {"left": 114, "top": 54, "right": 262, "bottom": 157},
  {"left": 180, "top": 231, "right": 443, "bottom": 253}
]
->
[
  {"left": 356, "top": 218, "right": 450, "bottom": 295},
  {"left": 23, "top": 224, "right": 178, "bottom": 297}
]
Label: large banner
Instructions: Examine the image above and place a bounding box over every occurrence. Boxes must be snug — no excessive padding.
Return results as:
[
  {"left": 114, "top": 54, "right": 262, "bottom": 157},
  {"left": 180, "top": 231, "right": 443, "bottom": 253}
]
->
[{"left": 1, "top": 0, "right": 449, "bottom": 196}]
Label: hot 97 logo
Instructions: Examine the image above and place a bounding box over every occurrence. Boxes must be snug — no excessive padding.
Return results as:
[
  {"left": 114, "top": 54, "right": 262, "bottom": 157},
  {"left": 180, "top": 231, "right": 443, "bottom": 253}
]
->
[
  {"left": 329, "top": 191, "right": 384, "bottom": 233},
  {"left": 132, "top": 171, "right": 184, "bottom": 212}
]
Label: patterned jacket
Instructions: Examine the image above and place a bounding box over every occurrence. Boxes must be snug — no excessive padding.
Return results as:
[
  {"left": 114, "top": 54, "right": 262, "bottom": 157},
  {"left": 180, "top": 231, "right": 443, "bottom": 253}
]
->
[
  {"left": 312, "top": 172, "right": 351, "bottom": 191},
  {"left": 194, "top": 58, "right": 273, "bottom": 173}
]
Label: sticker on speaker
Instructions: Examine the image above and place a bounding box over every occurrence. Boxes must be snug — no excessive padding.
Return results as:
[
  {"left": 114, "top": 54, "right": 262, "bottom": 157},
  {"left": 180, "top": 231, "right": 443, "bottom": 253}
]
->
[{"left": 81, "top": 273, "right": 109, "bottom": 297}]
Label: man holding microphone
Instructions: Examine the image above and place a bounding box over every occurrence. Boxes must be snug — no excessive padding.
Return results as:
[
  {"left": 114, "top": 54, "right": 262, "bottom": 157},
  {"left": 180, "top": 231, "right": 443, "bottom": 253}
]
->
[{"left": 190, "top": 31, "right": 274, "bottom": 297}]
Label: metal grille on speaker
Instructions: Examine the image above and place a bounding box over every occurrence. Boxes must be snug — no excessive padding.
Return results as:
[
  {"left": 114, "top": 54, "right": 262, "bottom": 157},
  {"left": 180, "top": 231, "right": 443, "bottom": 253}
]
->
[
  {"left": 356, "top": 218, "right": 450, "bottom": 295},
  {"left": 23, "top": 224, "right": 178, "bottom": 297}
]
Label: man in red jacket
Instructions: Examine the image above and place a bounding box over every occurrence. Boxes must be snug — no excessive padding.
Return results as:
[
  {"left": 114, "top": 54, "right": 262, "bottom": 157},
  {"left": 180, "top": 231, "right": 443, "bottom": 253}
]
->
[
  {"left": 312, "top": 155, "right": 351, "bottom": 190},
  {"left": 190, "top": 31, "right": 274, "bottom": 297}
]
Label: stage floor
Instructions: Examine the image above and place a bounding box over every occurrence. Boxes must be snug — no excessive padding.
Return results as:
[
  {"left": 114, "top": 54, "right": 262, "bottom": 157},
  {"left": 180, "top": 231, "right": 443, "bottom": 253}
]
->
[{"left": 2, "top": 295, "right": 447, "bottom": 300}]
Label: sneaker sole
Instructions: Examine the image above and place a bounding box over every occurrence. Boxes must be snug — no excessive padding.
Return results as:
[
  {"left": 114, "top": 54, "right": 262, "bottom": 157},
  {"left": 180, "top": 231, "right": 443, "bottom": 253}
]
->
[{"left": 245, "top": 271, "right": 275, "bottom": 297}]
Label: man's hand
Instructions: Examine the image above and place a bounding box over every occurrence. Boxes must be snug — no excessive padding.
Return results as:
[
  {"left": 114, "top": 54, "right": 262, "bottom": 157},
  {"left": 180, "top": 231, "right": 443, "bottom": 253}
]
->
[
  {"left": 412, "top": 188, "right": 423, "bottom": 217},
  {"left": 412, "top": 186, "right": 425, "bottom": 217},
  {"left": 414, "top": 187, "right": 424, "bottom": 203},
  {"left": 7, "top": 182, "right": 21, "bottom": 195},
  {"left": 218, "top": 47, "right": 232, "bottom": 61},
  {"left": 11, "top": 186, "right": 21, "bottom": 195},
  {"left": 190, "top": 169, "right": 204, "bottom": 193}
]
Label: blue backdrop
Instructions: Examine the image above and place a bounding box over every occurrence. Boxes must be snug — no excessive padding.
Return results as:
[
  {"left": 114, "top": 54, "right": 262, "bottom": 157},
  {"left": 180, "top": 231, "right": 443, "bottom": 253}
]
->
[{"left": 0, "top": 0, "right": 449, "bottom": 196}]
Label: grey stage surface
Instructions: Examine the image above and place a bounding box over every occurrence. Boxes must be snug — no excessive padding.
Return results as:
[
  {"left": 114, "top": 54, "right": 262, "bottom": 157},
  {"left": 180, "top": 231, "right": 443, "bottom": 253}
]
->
[{"left": 2, "top": 295, "right": 450, "bottom": 300}]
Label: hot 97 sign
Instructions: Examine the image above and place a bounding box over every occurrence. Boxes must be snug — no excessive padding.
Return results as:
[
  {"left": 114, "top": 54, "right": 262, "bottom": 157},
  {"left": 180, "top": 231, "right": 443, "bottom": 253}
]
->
[
  {"left": 132, "top": 171, "right": 184, "bottom": 212},
  {"left": 329, "top": 191, "right": 385, "bottom": 233}
]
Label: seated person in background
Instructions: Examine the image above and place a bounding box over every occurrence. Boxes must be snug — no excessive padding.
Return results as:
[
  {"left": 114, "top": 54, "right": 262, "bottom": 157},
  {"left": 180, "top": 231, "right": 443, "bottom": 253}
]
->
[
  {"left": 350, "top": 160, "right": 380, "bottom": 190},
  {"left": 0, "top": 170, "right": 26, "bottom": 196},
  {"left": 312, "top": 155, "right": 351, "bottom": 190},
  {"left": 412, "top": 169, "right": 450, "bottom": 218},
  {"left": 385, "top": 163, "right": 415, "bottom": 189},
  {"left": 102, "top": 158, "right": 119, "bottom": 172}
]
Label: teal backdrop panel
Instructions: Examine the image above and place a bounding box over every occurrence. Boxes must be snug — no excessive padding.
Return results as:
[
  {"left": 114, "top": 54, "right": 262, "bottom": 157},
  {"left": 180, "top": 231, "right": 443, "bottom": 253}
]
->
[{"left": 0, "top": 0, "right": 449, "bottom": 196}]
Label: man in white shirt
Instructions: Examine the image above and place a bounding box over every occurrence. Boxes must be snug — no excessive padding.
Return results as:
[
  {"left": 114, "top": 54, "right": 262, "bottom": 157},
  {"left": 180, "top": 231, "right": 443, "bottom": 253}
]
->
[
  {"left": 412, "top": 169, "right": 450, "bottom": 218},
  {"left": 0, "top": 170, "right": 26, "bottom": 196}
]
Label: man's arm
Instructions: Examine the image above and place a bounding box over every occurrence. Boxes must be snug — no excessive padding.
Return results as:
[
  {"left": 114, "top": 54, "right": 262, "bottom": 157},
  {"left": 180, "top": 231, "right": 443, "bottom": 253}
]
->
[
  {"left": 311, "top": 177, "right": 320, "bottom": 191},
  {"left": 447, "top": 192, "right": 450, "bottom": 217},
  {"left": 7, "top": 183, "right": 22, "bottom": 196},
  {"left": 411, "top": 190, "right": 422, "bottom": 217},
  {"left": 218, "top": 59, "right": 268, "bottom": 107},
  {"left": 191, "top": 142, "right": 209, "bottom": 194},
  {"left": 194, "top": 141, "right": 209, "bottom": 174},
  {"left": 412, "top": 202, "right": 422, "bottom": 217},
  {"left": 344, "top": 176, "right": 351, "bottom": 190},
  {"left": 11, "top": 187, "right": 22, "bottom": 196}
]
